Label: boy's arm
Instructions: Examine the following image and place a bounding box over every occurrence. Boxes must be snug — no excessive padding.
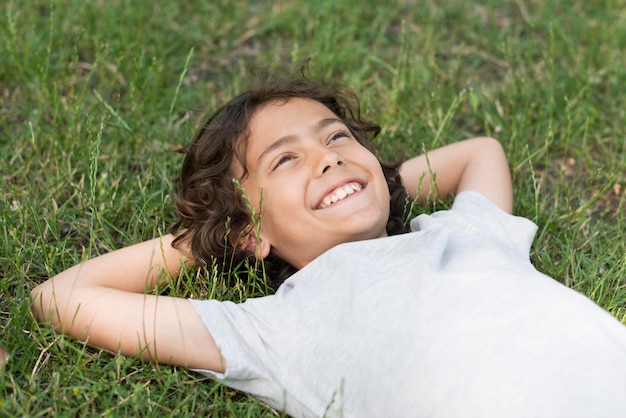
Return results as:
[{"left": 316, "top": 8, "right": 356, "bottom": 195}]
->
[
  {"left": 399, "top": 137, "right": 513, "bottom": 213},
  {"left": 31, "top": 234, "right": 225, "bottom": 372}
]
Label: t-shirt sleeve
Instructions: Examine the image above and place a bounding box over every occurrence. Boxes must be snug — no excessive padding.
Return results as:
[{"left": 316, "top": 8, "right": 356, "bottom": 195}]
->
[
  {"left": 188, "top": 297, "right": 290, "bottom": 409},
  {"left": 411, "top": 191, "right": 538, "bottom": 261}
]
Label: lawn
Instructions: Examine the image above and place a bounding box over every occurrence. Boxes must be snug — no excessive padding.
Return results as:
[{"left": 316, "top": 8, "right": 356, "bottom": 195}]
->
[{"left": 1, "top": 0, "right": 625, "bottom": 415}]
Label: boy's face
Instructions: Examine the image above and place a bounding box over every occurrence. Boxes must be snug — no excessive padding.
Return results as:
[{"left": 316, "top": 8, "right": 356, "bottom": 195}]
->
[{"left": 238, "top": 97, "right": 390, "bottom": 269}]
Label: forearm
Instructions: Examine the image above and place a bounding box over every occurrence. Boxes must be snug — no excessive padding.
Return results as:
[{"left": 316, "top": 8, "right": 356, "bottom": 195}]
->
[
  {"left": 30, "top": 235, "right": 224, "bottom": 371},
  {"left": 400, "top": 137, "right": 513, "bottom": 213},
  {"left": 31, "top": 234, "right": 190, "bottom": 328}
]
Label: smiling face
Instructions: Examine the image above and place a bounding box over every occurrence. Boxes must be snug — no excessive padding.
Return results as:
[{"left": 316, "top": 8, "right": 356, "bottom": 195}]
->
[{"left": 238, "top": 97, "right": 390, "bottom": 269}]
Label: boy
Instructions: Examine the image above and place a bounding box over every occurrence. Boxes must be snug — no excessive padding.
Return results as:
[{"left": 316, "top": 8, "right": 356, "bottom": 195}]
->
[{"left": 32, "top": 74, "right": 626, "bottom": 417}]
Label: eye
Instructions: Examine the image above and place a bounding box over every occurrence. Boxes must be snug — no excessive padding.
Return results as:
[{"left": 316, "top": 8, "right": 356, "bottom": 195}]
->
[
  {"left": 272, "top": 153, "right": 294, "bottom": 170},
  {"left": 328, "top": 130, "right": 351, "bottom": 144}
]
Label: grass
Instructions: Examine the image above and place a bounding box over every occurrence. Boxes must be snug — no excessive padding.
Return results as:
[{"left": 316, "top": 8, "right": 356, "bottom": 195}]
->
[{"left": 1, "top": 0, "right": 625, "bottom": 415}]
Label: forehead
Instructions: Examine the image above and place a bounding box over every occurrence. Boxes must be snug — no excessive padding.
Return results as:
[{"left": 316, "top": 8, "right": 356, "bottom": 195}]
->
[
  {"left": 245, "top": 97, "right": 339, "bottom": 153},
  {"left": 251, "top": 97, "right": 337, "bottom": 132}
]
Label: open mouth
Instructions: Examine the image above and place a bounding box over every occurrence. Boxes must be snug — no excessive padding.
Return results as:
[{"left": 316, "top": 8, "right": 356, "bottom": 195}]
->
[{"left": 318, "top": 182, "right": 363, "bottom": 209}]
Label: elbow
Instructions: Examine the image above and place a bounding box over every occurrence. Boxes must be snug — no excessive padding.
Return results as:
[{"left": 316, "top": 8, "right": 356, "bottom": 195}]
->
[
  {"left": 473, "top": 136, "right": 504, "bottom": 151},
  {"left": 31, "top": 280, "right": 53, "bottom": 323},
  {"left": 30, "top": 282, "right": 46, "bottom": 322}
]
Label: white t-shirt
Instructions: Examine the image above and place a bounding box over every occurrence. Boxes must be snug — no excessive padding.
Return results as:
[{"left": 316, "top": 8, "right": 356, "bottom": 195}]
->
[{"left": 191, "top": 191, "right": 626, "bottom": 417}]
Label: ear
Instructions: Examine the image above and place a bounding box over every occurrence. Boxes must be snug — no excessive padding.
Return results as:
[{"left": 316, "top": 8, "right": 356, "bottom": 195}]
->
[{"left": 239, "top": 228, "right": 271, "bottom": 260}]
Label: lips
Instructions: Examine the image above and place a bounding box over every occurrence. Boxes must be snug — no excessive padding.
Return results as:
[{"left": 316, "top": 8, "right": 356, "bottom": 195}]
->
[{"left": 317, "top": 181, "right": 363, "bottom": 209}]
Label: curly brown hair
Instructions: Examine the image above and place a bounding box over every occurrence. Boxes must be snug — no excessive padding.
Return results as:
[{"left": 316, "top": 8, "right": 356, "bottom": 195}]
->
[{"left": 172, "top": 69, "right": 408, "bottom": 290}]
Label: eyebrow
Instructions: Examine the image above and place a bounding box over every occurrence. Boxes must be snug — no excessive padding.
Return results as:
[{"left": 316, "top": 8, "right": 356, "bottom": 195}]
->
[{"left": 256, "top": 117, "right": 344, "bottom": 163}]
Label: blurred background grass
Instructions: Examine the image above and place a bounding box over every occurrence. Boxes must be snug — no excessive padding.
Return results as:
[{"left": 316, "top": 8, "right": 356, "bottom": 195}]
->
[{"left": 1, "top": 0, "right": 624, "bottom": 415}]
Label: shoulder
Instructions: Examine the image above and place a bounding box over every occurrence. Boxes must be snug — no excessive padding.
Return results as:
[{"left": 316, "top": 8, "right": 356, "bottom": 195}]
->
[
  {"left": 411, "top": 191, "right": 538, "bottom": 256},
  {"left": 451, "top": 191, "right": 534, "bottom": 230}
]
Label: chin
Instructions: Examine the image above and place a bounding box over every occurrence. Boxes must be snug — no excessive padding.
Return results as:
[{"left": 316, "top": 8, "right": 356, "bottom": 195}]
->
[{"left": 346, "top": 215, "right": 388, "bottom": 238}]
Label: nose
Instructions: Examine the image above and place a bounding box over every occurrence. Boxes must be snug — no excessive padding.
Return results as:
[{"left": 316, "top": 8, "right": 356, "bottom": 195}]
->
[{"left": 317, "top": 148, "right": 345, "bottom": 175}]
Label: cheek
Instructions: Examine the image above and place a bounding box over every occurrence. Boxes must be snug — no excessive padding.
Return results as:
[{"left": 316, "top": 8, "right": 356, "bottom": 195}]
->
[
  {"left": 263, "top": 185, "right": 300, "bottom": 217},
  {"left": 358, "top": 148, "right": 384, "bottom": 174}
]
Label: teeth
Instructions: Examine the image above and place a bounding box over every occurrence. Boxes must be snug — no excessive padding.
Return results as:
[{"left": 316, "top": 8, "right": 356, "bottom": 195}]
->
[{"left": 320, "top": 182, "right": 362, "bottom": 208}]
